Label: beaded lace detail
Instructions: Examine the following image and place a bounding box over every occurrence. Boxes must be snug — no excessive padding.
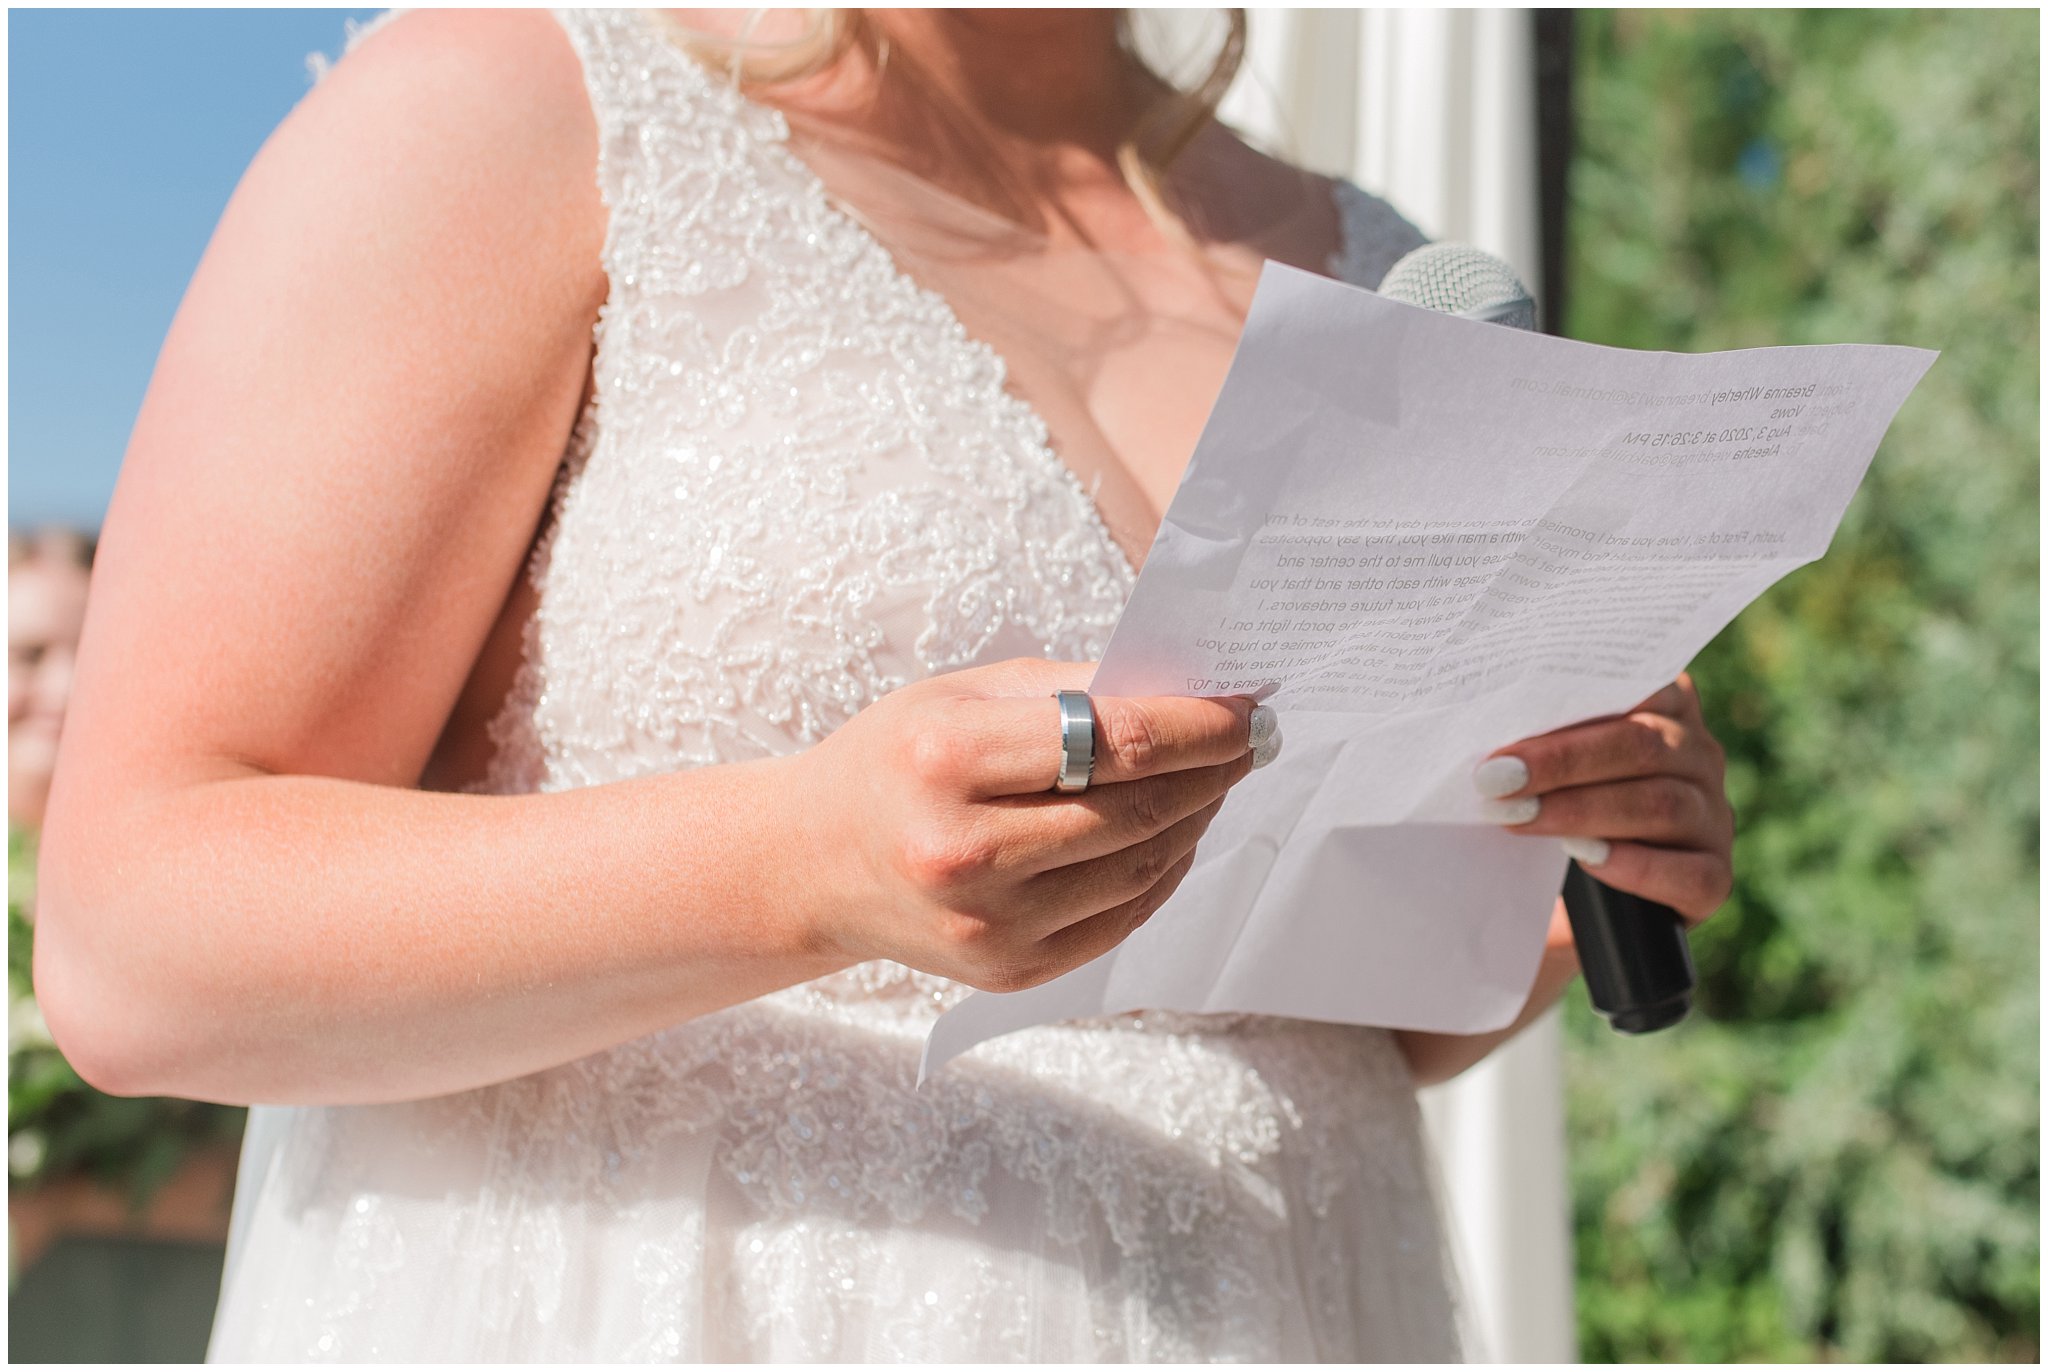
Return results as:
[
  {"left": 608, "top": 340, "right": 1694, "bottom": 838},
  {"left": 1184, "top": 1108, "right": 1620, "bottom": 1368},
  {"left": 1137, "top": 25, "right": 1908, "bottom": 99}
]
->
[
  {"left": 210, "top": 9, "right": 1457, "bottom": 1362},
  {"left": 465, "top": 32, "right": 1135, "bottom": 798},
  {"left": 466, "top": 12, "right": 1422, "bottom": 801}
]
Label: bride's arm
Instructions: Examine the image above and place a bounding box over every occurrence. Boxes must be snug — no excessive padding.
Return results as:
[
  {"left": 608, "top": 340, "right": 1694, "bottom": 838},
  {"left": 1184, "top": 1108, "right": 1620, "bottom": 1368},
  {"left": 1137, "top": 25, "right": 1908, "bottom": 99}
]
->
[
  {"left": 32, "top": 10, "right": 1260, "bottom": 1109},
  {"left": 27, "top": 10, "right": 834, "bottom": 1106}
]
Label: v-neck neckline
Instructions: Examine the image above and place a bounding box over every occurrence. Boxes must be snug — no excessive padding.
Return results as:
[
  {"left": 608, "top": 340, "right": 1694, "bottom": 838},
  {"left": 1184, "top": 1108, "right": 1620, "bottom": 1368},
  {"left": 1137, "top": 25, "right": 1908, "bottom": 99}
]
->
[{"left": 627, "top": 9, "right": 1371, "bottom": 584}]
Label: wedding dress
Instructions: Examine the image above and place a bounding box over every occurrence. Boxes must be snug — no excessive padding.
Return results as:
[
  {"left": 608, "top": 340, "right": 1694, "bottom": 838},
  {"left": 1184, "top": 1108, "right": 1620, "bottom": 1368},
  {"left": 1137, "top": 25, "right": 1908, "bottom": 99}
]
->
[{"left": 207, "top": 9, "right": 1470, "bottom": 1361}]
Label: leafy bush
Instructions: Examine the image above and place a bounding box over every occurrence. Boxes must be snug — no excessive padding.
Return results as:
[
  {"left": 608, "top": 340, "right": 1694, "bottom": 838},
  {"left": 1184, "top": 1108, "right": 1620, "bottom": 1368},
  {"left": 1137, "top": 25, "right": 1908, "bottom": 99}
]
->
[{"left": 1563, "top": 10, "right": 2038, "bottom": 1361}]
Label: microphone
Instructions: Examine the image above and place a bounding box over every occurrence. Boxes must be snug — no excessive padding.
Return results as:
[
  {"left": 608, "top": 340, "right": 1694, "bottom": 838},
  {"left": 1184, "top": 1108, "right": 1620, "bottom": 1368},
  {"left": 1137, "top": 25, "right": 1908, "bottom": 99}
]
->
[
  {"left": 1375, "top": 241, "right": 1697, "bottom": 1034},
  {"left": 1378, "top": 242, "right": 1539, "bottom": 330}
]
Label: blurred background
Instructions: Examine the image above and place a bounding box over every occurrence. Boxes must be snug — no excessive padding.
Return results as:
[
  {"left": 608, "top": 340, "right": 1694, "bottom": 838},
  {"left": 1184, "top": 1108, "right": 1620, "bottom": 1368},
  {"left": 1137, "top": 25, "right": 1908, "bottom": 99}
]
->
[{"left": 8, "top": 7, "right": 2037, "bottom": 1362}]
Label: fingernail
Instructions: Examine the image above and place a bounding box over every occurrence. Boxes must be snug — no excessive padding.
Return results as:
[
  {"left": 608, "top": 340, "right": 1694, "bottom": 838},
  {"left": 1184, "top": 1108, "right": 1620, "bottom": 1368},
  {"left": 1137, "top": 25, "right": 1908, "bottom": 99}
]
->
[
  {"left": 1482, "top": 796, "right": 1541, "bottom": 825},
  {"left": 1560, "top": 836, "right": 1611, "bottom": 867},
  {"left": 1247, "top": 704, "right": 1279, "bottom": 749},
  {"left": 1251, "top": 731, "right": 1283, "bottom": 769},
  {"left": 1472, "top": 756, "right": 1529, "bottom": 798}
]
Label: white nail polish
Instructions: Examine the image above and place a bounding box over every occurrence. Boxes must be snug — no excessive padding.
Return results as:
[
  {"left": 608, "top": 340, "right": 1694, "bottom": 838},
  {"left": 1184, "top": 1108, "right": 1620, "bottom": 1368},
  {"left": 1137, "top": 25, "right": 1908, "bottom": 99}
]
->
[
  {"left": 1251, "top": 733, "right": 1282, "bottom": 769},
  {"left": 1560, "top": 836, "right": 1612, "bottom": 867},
  {"left": 1472, "top": 756, "right": 1529, "bottom": 798},
  {"left": 1483, "top": 796, "right": 1541, "bottom": 825},
  {"left": 1248, "top": 704, "right": 1278, "bottom": 749}
]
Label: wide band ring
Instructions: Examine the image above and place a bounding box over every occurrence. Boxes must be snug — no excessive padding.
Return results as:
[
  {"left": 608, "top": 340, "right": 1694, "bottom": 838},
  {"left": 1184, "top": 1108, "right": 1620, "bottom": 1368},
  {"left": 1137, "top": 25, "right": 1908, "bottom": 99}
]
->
[{"left": 1051, "top": 690, "right": 1096, "bottom": 794}]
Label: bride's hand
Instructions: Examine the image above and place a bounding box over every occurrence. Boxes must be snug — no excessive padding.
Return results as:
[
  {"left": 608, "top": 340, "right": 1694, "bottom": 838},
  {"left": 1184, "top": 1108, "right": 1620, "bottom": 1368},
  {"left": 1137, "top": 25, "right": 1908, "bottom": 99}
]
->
[
  {"left": 796, "top": 659, "right": 1267, "bottom": 993},
  {"left": 1475, "top": 672, "right": 1735, "bottom": 928}
]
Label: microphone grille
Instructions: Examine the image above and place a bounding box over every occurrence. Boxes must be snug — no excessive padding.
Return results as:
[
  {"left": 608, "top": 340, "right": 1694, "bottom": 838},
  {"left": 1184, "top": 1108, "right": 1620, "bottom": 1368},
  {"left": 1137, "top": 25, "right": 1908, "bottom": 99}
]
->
[{"left": 1378, "top": 241, "right": 1538, "bottom": 331}]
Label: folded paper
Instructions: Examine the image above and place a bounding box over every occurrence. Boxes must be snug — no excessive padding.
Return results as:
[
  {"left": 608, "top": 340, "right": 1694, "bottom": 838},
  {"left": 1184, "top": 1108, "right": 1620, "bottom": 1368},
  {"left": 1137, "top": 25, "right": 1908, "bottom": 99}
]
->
[{"left": 920, "top": 261, "right": 1936, "bottom": 1084}]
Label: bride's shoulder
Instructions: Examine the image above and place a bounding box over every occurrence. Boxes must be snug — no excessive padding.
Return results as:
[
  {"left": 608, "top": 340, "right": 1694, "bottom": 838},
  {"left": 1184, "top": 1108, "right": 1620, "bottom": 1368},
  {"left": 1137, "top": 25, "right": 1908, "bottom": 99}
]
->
[
  {"left": 260, "top": 9, "right": 606, "bottom": 292},
  {"left": 292, "top": 9, "right": 598, "bottom": 173},
  {"left": 298, "top": 9, "right": 595, "bottom": 145}
]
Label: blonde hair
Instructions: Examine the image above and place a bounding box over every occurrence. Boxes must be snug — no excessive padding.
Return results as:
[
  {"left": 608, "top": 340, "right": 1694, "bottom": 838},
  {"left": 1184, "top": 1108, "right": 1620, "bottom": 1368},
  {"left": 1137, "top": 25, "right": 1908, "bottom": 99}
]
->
[{"left": 650, "top": 8, "right": 1248, "bottom": 246}]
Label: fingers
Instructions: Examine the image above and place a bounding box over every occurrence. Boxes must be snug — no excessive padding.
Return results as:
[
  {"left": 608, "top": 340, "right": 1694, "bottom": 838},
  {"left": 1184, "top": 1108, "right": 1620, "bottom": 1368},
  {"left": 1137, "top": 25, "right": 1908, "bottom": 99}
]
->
[
  {"left": 868, "top": 662, "right": 1255, "bottom": 994},
  {"left": 1491, "top": 775, "right": 1727, "bottom": 847},
  {"left": 991, "top": 755, "right": 1250, "bottom": 871},
  {"left": 1566, "top": 840, "right": 1733, "bottom": 926},
  {"left": 960, "top": 691, "right": 1259, "bottom": 795},
  {"left": 1025, "top": 848, "right": 1197, "bottom": 981},
  {"left": 1477, "top": 706, "right": 1715, "bottom": 798},
  {"left": 1473, "top": 672, "right": 1734, "bottom": 930},
  {"left": 1018, "top": 797, "right": 1225, "bottom": 935}
]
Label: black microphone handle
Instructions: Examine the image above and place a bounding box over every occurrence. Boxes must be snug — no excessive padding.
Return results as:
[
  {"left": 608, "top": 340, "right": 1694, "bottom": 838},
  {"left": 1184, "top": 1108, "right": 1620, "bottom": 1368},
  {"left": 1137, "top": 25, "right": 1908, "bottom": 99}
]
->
[{"left": 1560, "top": 861, "right": 1697, "bottom": 1033}]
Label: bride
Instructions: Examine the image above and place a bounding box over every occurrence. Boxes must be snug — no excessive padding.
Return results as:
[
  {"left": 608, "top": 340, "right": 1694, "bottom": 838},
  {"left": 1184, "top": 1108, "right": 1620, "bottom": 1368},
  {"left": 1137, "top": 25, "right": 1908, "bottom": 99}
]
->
[{"left": 33, "top": 8, "right": 1733, "bottom": 1361}]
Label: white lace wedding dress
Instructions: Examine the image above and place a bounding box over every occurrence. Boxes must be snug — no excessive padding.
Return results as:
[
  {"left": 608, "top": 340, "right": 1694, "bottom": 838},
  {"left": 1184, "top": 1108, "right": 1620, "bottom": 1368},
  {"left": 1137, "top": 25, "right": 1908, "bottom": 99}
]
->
[{"left": 207, "top": 9, "right": 1469, "bottom": 1361}]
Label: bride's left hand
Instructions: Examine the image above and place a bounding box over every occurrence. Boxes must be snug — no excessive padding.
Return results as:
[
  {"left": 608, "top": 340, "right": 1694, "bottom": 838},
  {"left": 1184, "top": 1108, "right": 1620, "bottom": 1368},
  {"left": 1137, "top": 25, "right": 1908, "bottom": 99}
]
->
[{"left": 1474, "top": 672, "right": 1735, "bottom": 928}]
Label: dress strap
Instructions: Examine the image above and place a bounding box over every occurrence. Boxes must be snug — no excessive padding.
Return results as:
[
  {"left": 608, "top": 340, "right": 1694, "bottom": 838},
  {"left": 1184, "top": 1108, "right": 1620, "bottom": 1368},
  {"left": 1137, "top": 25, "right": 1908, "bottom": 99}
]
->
[
  {"left": 543, "top": 9, "right": 850, "bottom": 321},
  {"left": 546, "top": 10, "right": 792, "bottom": 156},
  {"left": 1327, "top": 180, "right": 1431, "bottom": 291}
]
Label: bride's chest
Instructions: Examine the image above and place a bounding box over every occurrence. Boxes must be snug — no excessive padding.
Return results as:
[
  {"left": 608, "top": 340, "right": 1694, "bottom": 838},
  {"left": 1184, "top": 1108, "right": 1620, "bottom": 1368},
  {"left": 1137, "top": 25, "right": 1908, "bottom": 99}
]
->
[
  {"left": 469, "top": 72, "right": 1309, "bottom": 792},
  {"left": 509, "top": 226, "right": 1138, "bottom": 784}
]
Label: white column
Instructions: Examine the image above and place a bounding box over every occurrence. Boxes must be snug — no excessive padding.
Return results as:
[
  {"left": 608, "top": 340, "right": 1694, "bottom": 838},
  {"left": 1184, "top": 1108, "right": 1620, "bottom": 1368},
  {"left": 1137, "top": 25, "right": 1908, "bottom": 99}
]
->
[{"left": 1419, "top": 1007, "right": 1578, "bottom": 1363}]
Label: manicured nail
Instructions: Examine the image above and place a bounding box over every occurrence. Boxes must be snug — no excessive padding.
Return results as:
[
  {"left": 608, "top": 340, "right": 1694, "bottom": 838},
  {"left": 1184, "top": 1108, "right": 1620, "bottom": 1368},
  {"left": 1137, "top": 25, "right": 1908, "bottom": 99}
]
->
[
  {"left": 1560, "top": 836, "right": 1612, "bottom": 867},
  {"left": 1472, "top": 756, "right": 1530, "bottom": 798},
  {"left": 1482, "top": 796, "right": 1541, "bottom": 825},
  {"left": 1248, "top": 704, "right": 1279, "bottom": 749},
  {"left": 1251, "top": 731, "right": 1283, "bottom": 769}
]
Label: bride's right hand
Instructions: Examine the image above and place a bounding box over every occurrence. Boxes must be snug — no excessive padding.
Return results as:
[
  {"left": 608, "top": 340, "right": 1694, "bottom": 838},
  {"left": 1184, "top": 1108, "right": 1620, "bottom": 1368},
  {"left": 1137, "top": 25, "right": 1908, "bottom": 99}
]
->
[{"left": 795, "top": 658, "right": 1268, "bottom": 993}]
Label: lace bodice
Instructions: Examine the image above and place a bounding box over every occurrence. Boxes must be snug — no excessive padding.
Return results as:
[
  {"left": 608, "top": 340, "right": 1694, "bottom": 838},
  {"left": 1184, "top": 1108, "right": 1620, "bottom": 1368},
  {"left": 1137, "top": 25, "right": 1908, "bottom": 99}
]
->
[
  {"left": 470, "top": 11, "right": 1421, "bottom": 795},
  {"left": 465, "top": 8, "right": 1423, "bottom": 1016},
  {"left": 208, "top": 10, "right": 1462, "bottom": 1362}
]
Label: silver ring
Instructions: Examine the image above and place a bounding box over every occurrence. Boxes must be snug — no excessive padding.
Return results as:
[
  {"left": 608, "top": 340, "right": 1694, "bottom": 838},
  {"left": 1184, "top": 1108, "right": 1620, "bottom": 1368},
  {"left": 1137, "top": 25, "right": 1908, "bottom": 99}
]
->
[{"left": 1051, "top": 690, "right": 1096, "bottom": 793}]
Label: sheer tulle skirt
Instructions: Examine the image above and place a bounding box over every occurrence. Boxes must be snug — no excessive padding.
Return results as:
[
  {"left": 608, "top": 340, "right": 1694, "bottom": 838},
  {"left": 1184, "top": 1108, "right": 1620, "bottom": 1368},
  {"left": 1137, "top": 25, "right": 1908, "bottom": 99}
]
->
[{"left": 208, "top": 985, "right": 1466, "bottom": 1361}]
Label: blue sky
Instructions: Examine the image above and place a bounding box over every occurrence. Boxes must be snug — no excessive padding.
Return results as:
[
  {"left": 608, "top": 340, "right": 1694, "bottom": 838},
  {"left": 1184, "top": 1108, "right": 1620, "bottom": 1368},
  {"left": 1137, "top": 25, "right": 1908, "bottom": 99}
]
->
[{"left": 10, "top": 8, "right": 382, "bottom": 531}]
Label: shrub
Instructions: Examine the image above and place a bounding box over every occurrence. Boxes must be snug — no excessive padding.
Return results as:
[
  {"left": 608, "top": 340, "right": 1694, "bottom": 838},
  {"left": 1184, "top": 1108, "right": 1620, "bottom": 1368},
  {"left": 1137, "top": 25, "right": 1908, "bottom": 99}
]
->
[{"left": 1564, "top": 10, "right": 2038, "bottom": 1361}]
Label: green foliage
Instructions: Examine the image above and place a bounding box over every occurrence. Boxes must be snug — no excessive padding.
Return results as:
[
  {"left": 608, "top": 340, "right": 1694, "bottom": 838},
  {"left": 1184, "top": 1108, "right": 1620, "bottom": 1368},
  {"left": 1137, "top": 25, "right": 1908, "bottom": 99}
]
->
[
  {"left": 8, "top": 824, "right": 244, "bottom": 1212},
  {"left": 1563, "top": 10, "right": 2039, "bottom": 1362}
]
